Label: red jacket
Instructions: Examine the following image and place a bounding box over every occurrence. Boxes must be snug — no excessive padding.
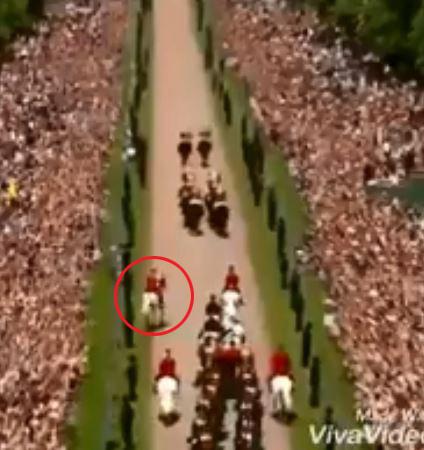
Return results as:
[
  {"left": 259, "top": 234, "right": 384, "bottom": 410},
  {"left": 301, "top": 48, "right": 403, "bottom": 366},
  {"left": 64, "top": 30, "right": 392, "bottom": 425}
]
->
[
  {"left": 270, "top": 352, "right": 291, "bottom": 376},
  {"left": 158, "top": 357, "right": 176, "bottom": 377},
  {"left": 146, "top": 275, "right": 166, "bottom": 294},
  {"left": 225, "top": 273, "right": 239, "bottom": 290}
]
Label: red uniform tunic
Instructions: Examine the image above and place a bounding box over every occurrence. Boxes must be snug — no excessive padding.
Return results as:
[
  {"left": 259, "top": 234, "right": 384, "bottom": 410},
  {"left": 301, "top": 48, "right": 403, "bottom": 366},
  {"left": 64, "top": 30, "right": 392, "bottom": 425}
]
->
[
  {"left": 270, "top": 352, "right": 291, "bottom": 377},
  {"left": 158, "top": 357, "right": 176, "bottom": 378},
  {"left": 225, "top": 273, "right": 239, "bottom": 291},
  {"left": 146, "top": 275, "right": 166, "bottom": 294},
  {"left": 146, "top": 275, "right": 158, "bottom": 293}
]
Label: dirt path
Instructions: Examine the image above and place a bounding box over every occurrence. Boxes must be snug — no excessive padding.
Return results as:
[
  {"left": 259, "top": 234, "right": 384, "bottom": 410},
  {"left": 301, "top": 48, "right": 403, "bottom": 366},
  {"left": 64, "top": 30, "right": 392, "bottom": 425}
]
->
[{"left": 150, "top": 0, "right": 291, "bottom": 449}]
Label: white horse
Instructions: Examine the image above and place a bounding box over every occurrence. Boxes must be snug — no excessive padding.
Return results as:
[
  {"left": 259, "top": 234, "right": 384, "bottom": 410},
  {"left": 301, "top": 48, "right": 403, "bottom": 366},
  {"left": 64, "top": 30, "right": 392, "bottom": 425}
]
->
[
  {"left": 141, "top": 292, "right": 163, "bottom": 329},
  {"left": 222, "top": 302, "right": 238, "bottom": 321},
  {"left": 220, "top": 290, "right": 244, "bottom": 321},
  {"left": 221, "top": 289, "right": 243, "bottom": 308},
  {"left": 222, "top": 317, "right": 245, "bottom": 346},
  {"left": 207, "top": 169, "right": 221, "bottom": 187},
  {"left": 270, "top": 375, "right": 295, "bottom": 420},
  {"left": 156, "top": 376, "right": 179, "bottom": 422}
]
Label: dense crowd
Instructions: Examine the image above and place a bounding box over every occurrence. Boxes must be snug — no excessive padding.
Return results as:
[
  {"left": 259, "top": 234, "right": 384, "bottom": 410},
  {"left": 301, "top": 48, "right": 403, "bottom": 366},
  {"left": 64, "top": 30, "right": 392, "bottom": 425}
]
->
[
  {"left": 215, "top": 0, "right": 424, "bottom": 428},
  {"left": 0, "top": 1, "right": 126, "bottom": 448}
]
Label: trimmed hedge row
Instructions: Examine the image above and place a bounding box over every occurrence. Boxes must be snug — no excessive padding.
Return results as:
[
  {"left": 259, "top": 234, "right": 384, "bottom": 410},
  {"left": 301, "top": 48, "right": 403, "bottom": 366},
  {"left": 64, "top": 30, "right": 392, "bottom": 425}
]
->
[{"left": 117, "top": 2, "right": 152, "bottom": 449}]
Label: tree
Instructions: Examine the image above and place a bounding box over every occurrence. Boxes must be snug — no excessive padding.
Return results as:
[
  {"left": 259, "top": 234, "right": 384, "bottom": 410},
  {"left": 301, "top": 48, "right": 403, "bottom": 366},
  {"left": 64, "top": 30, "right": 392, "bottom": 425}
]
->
[
  {"left": 294, "top": 290, "right": 305, "bottom": 332},
  {"left": 267, "top": 187, "right": 277, "bottom": 231},
  {"left": 120, "top": 395, "right": 134, "bottom": 447},
  {"left": 127, "top": 355, "right": 138, "bottom": 401},
  {"left": 142, "top": 0, "right": 152, "bottom": 13},
  {"left": 196, "top": 0, "right": 204, "bottom": 32},
  {"left": 279, "top": 253, "right": 289, "bottom": 289},
  {"left": 289, "top": 269, "right": 301, "bottom": 310},
  {"left": 27, "top": 0, "right": 44, "bottom": 18},
  {"left": 309, "top": 356, "right": 321, "bottom": 407},
  {"left": 223, "top": 90, "right": 232, "bottom": 126},
  {"left": 204, "top": 26, "right": 214, "bottom": 70},
  {"left": 0, "top": 1, "right": 31, "bottom": 43},
  {"left": 409, "top": 3, "right": 424, "bottom": 72},
  {"left": 301, "top": 322, "right": 313, "bottom": 367},
  {"left": 276, "top": 217, "right": 286, "bottom": 258},
  {"left": 323, "top": 406, "right": 337, "bottom": 450}
]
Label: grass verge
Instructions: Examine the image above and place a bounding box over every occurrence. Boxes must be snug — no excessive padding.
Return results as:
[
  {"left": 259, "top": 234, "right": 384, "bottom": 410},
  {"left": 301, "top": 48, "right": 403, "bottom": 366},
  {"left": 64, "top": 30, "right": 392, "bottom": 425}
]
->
[{"left": 71, "top": 1, "right": 153, "bottom": 449}]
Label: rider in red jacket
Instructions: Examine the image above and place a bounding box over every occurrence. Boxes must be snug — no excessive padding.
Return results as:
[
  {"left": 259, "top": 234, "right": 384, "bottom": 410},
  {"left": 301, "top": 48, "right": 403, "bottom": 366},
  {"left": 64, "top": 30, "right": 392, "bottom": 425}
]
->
[
  {"left": 145, "top": 268, "right": 166, "bottom": 307},
  {"left": 156, "top": 349, "right": 179, "bottom": 385},
  {"left": 224, "top": 264, "right": 240, "bottom": 291},
  {"left": 268, "top": 345, "right": 292, "bottom": 389}
]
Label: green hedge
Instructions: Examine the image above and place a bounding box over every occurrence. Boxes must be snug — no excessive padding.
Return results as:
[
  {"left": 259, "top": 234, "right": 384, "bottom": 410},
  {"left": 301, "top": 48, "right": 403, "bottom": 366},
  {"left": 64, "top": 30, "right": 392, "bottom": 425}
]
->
[{"left": 0, "top": 0, "right": 43, "bottom": 47}]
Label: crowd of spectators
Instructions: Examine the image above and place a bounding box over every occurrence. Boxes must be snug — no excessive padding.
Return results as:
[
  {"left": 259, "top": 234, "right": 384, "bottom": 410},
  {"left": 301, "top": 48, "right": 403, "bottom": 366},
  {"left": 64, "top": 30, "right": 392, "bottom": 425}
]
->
[
  {"left": 215, "top": 0, "right": 424, "bottom": 427},
  {"left": 0, "top": 1, "right": 126, "bottom": 448}
]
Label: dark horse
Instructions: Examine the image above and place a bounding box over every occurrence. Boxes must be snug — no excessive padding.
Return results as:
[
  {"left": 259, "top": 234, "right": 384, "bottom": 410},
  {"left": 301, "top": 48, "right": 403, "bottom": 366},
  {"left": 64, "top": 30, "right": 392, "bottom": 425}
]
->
[
  {"left": 197, "top": 130, "right": 212, "bottom": 167},
  {"left": 209, "top": 201, "right": 229, "bottom": 237},
  {"left": 185, "top": 197, "right": 205, "bottom": 235},
  {"left": 178, "top": 131, "right": 193, "bottom": 166}
]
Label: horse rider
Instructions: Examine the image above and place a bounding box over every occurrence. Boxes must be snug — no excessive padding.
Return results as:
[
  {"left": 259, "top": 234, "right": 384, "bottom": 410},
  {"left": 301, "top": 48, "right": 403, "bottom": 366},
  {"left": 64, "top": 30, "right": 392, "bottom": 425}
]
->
[
  {"left": 267, "top": 344, "right": 292, "bottom": 390},
  {"left": 205, "top": 293, "right": 222, "bottom": 318},
  {"left": 155, "top": 348, "right": 180, "bottom": 386},
  {"left": 240, "top": 344, "right": 255, "bottom": 371},
  {"left": 182, "top": 166, "right": 196, "bottom": 185},
  {"left": 145, "top": 268, "right": 166, "bottom": 310},
  {"left": 178, "top": 131, "right": 193, "bottom": 166},
  {"left": 206, "top": 182, "right": 226, "bottom": 211},
  {"left": 224, "top": 264, "right": 240, "bottom": 292},
  {"left": 186, "top": 187, "right": 204, "bottom": 232},
  {"left": 198, "top": 314, "right": 223, "bottom": 340},
  {"left": 215, "top": 185, "right": 227, "bottom": 202},
  {"left": 198, "top": 335, "right": 217, "bottom": 368},
  {"left": 197, "top": 130, "right": 212, "bottom": 167},
  {"left": 179, "top": 178, "right": 195, "bottom": 227},
  {"left": 207, "top": 169, "right": 222, "bottom": 189}
]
